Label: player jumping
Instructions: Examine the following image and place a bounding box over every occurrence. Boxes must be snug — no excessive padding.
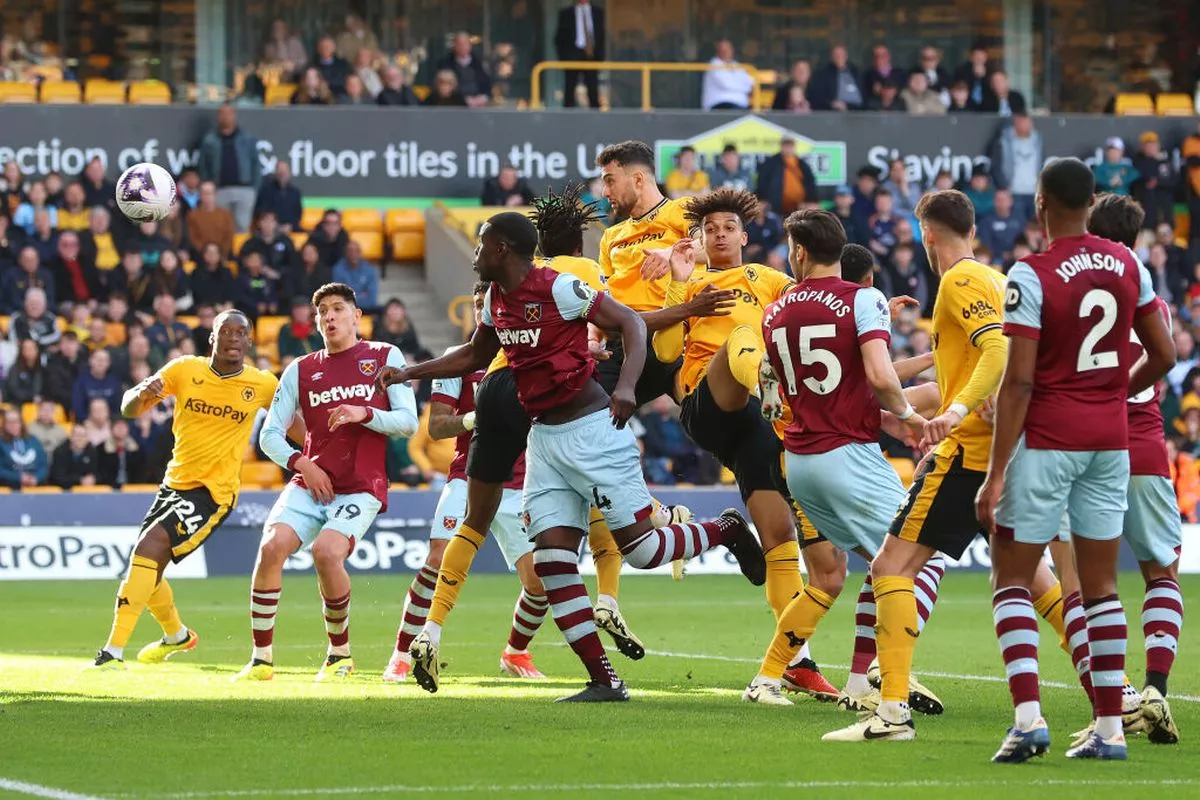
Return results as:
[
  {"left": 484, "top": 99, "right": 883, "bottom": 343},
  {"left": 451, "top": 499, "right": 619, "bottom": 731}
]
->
[
  {"left": 378, "top": 211, "right": 765, "bottom": 702},
  {"left": 88, "top": 310, "right": 280, "bottom": 669},
  {"left": 237, "top": 283, "right": 418, "bottom": 682},
  {"left": 976, "top": 158, "right": 1173, "bottom": 762}
]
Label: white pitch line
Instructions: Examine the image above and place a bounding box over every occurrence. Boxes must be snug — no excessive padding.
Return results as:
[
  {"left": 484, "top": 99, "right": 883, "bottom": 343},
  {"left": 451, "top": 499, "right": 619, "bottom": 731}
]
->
[
  {"left": 0, "top": 778, "right": 107, "bottom": 800},
  {"left": 134, "top": 778, "right": 1200, "bottom": 799}
]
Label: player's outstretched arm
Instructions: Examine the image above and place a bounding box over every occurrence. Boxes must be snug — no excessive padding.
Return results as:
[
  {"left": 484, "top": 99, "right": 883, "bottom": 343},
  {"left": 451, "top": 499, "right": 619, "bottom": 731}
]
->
[
  {"left": 892, "top": 351, "right": 934, "bottom": 383},
  {"left": 1130, "top": 305, "right": 1175, "bottom": 399},
  {"left": 376, "top": 325, "right": 501, "bottom": 388}
]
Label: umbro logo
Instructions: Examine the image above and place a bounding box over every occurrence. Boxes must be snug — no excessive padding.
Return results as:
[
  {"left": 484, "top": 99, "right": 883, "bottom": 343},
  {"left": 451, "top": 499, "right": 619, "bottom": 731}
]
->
[{"left": 312, "top": 371, "right": 324, "bottom": 381}]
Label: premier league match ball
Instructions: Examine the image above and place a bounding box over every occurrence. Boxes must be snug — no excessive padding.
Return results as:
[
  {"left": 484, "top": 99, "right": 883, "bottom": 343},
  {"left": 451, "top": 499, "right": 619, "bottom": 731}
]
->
[{"left": 115, "top": 162, "right": 177, "bottom": 222}]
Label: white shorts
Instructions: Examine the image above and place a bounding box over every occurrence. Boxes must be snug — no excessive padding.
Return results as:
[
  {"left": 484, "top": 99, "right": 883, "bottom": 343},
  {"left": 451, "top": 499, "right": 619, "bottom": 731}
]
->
[
  {"left": 996, "top": 436, "right": 1129, "bottom": 544},
  {"left": 431, "top": 478, "right": 531, "bottom": 570},
  {"left": 523, "top": 409, "right": 654, "bottom": 538},
  {"left": 264, "top": 483, "right": 382, "bottom": 550},
  {"left": 1124, "top": 474, "right": 1183, "bottom": 568}
]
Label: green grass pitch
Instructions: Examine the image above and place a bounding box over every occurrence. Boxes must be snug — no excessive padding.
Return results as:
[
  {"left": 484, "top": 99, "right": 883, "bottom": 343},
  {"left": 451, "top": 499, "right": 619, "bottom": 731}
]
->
[{"left": 1, "top": 573, "right": 1197, "bottom": 800}]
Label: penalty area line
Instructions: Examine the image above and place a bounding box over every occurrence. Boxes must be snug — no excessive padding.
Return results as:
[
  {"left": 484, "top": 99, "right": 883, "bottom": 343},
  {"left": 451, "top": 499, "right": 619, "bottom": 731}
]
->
[{"left": 0, "top": 778, "right": 108, "bottom": 800}]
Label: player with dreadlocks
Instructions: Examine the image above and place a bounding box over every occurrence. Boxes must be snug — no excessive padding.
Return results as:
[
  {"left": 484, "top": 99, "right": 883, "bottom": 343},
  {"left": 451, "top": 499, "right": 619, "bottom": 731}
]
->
[{"left": 386, "top": 184, "right": 737, "bottom": 692}]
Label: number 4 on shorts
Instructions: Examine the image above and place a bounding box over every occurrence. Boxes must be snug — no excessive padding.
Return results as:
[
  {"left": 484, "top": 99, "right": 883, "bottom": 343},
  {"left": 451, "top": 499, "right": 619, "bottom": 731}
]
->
[{"left": 592, "top": 486, "right": 613, "bottom": 510}]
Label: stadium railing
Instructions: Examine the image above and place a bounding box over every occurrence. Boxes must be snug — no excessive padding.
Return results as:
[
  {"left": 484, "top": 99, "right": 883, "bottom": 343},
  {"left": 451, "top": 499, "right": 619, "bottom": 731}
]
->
[{"left": 530, "top": 60, "right": 767, "bottom": 111}]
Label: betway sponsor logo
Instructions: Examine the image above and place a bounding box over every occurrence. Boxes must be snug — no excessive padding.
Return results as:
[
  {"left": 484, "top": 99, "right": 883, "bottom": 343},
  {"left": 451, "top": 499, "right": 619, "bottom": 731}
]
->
[
  {"left": 497, "top": 327, "right": 541, "bottom": 348},
  {"left": 308, "top": 383, "right": 375, "bottom": 407},
  {"left": 0, "top": 527, "right": 207, "bottom": 580},
  {"left": 183, "top": 397, "right": 250, "bottom": 423}
]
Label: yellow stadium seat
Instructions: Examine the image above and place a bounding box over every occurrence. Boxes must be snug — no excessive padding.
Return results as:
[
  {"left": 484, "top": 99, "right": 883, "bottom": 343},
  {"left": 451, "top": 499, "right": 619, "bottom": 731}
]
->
[
  {"left": 341, "top": 208, "right": 383, "bottom": 233},
  {"left": 301, "top": 207, "right": 325, "bottom": 231},
  {"left": 0, "top": 81, "right": 37, "bottom": 103},
  {"left": 1114, "top": 93, "right": 1154, "bottom": 116},
  {"left": 84, "top": 79, "right": 126, "bottom": 104},
  {"left": 357, "top": 316, "right": 372, "bottom": 337},
  {"left": 20, "top": 403, "right": 37, "bottom": 424},
  {"left": 40, "top": 80, "right": 82, "bottom": 104},
  {"left": 255, "top": 315, "right": 288, "bottom": 348},
  {"left": 106, "top": 322, "right": 128, "bottom": 346},
  {"left": 413, "top": 85, "right": 430, "bottom": 101},
  {"left": 183, "top": 260, "right": 196, "bottom": 274},
  {"left": 72, "top": 484, "right": 114, "bottom": 494},
  {"left": 386, "top": 208, "right": 425, "bottom": 234},
  {"left": 391, "top": 231, "right": 425, "bottom": 261},
  {"left": 351, "top": 230, "right": 384, "bottom": 262},
  {"left": 241, "top": 461, "right": 283, "bottom": 488},
  {"left": 177, "top": 315, "right": 198, "bottom": 329},
  {"left": 128, "top": 81, "right": 172, "bottom": 105},
  {"left": 889, "top": 457, "right": 916, "bottom": 486},
  {"left": 21, "top": 486, "right": 63, "bottom": 494},
  {"left": 121, "top": 483, "right": 160, "bottom": 493},
  {"left": 233, "top": 232, "right": 251, "bottom": 255},
  {"left": 289, "top": 231, "right": 310, "bottom": 251},
  {"left": 0, "top": 487, "right": 10, "bottom": 494},
  {"left": 265, "top": 83, "right": 296, "bottom": 106},
  {"left": 1156, "top": 93, "right": 1195, "bottom": 116},
  {"left": 0, "top": 315, "right": 9, "bottom": 335}
]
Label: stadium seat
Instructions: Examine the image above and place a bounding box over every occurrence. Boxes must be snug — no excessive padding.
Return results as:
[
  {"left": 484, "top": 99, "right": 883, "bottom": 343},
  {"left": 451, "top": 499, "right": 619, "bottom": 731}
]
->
[
  {"left": 1156, "top": 93, "right": 1195, "bottom": 116},
  {"left": 183, "top": 260, "right": 196, "bottom": 274},
  {"left": 72, "top": 485, "right": 113, "bottom": 494},
  {"left": 390, "top": 231, "right": 425, "bottom": 261},
  {"left": 21, "top": 486, "right": 63, "bottom": 494},
  {"left": 106, "top": 322, "right": 128, "bottom": 346},
  {"left": 0, "top": 315, "right": 8, "bottom": 335},
  {"left": 289, "top": 231, "right": 309, "bottom": 251},
  {"left": 128, "top": 81, "right": 172, "bottom": 105},
  {"left": 889, "top": 457, "right": 916, "bottom": 486},
  {"left": 1114, "top": 93, "right": 1154, "bottom": 116},
  {"left": 301, "top": 207, "right": 325, "bottom": 231},
  {"left": 341, "top": 208, "right": 383, "bottom": 233},
  {"left": 357, "top": 316, "right": 373, "bottom": 337},
  {"left": 40, "top": 80, "right": 82, "bottom": 104},
  {"left": 386, "top": 208, "right": 425, "bottom": 235},
  {"left": 121, "top": 483, "right": 159, "bottom": 493},
  {"left": 20, "top": 403, "right": 37, "bottom": 424},
  {"left": 255, "top": 315, "right": 288, "bottom": 348},
  {"left": 351, "top": 230, "right": 384, "bottom": 262},
  {"left": 232, "top": 232, "right": 251, "bottom": 255},
  {"left": 84, "top": 80, "right": 126, "bottom": 104},
  {"left": 241, "top": 461, "right": 283, "bottom": 488},
  {"left": 413, "top": 85, "right": 430, "bottom": 101},
  {"left": 265, "top": 83, "right": 295, "bottom": 106},
  {"left": 0, "top": 487, "right": 10, "bottom": 494},
  {"left": 0, "top": 81, "right": 37, "bottom": 103},
  {"left": 177, "top": 315, "right": 198, "bottom": 330}
]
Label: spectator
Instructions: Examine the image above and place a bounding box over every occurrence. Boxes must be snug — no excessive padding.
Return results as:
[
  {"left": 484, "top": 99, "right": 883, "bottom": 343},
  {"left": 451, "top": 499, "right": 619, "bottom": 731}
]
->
[
  {"left": 111, "top": 251, "right": 155, "bottom": 317},
  {"left": 954, "top": 42, "right": 994, "bottom": 110},
  {"left": 946, "top": 79, "right": 977, "bottom": 112},
  {"left": 867, "top": 188, "right": 898, "bottom": 259},
  {"left": 254, "top": 162, "right": 303, "bottom": 233},
  {"left": 191, "top": 304, "right": 216, "bottom": 356},
  {"left": 866, "top": 77, "right": 907, "bottom": 112},
  {"left": 27, "top": 399, "right": 65, "bottom": 456},
  {"left": 340, "top": 74, "right": 371, "bottom": 105},
  {"left": 979, "top": 70, "right": 1026, "bottom": 116},
  {"left": 639, "top": 395, "right": 704, "bottom": 484},
  {"left": 423, "top": 69, "right": 468, "bottom": 107},
  {"left": 285, "top": 242, "right": 332, "bottom": 302},
  {"left": 198, "top": 104, "right": 260, "bottom": 233},
  {"left": 353, "top": 49, "right": 383, "bottom": 98},
  {"left": 0, "top": 214, "right": 23, "bottom": 272},
  {"left": 1156, "top": 224, "right": 1190, "bottom": 299},
  {"left": 772, "top": 59, "right": 813, "bottom": 111},
  {"left": 44, "top": 171, "right": 64, "bottom": 207},
  {"left": 146, "top": 294, "right": 191, "bottom": 355},
  {"left": 27, "top": 209, "right": 59, "bottom": 266},
  {"left": 901, "top": 70, "right": 946, "bottom": 115},
  {"left": 73, "top": 348, "right": 121, "bottom": 421},
  {"left": 1132, "top": 132, "right": 1177, "bottom": 231},
  {"left": 861, "top": 45, "right": 905, "bottom": 104},
  {"left": 884, "top": 242, "right": 931, "bottom": 314},
  {"left": 160, "top": 202, "right": 189, "bottom": 262},
  {"left": 48, "top": 231, "right": 100, "bottom": 311},
  {"left": 580, "top": 177, "right": 613, "bottom": 224},
  {"left": 555, "top": 0, "right": 604, "bottom": 109},
  {"left": 810, "top": 44, "right": 864, "bottom": 111},
  {"left": 187, "top": 182, "right": 236, "bottom": 258},
  {"left": 851, "top": 166, "right": 880, "bottom": 224},
  {"left": 989, "top": 113, "right": 1042, "bottom": 224},
  {"left": 892, "top": 217, "right": 929, "bottom": 274},
  {"left": 1184, "top": 120, "right": 1200, "bottom": 259},
  {"left": 707, "top": 144, "right": 753, "bottom": 192},
  {"left": 305, "top": 209, "right": 349, "bottom": 267},
  {"left": 44, "top": 331, "right": 86, "bottom": 409},
  {"left": 335, "top": 13, "right": 380, "bottom": 66},
  {"left": 190, "top": 242, "right": 238, "bottom": 309},
  {"left": 831, "top": 184, "right": 866, "bottom": 246},
  {"left": 81, "top": 397, "right": 112, "bottom": 447},
  {"left": 964, "top": 164, "right": 996, "bottom": 218},
  {"left": 701, "top": 39, "right": 755, "bottom": 111},
  {"left": 150, "top": 249, "right": 191, "bottom": 308},
  {"left": 915, "top": 46, "right": 951, "bottom": 95},
  {"left": 97, "top": 418, "right": 144, "bottom": 489},
  {"left": 290, "top": 66, "right": 334, "bottom": 105},
  {"left": 264, "top": 19, "right": 306, "bottom": 80},
  {"left": 57, "top": 183, "right": 91, "bottom": 232},
  {"left": 50, "top": 424, "right": 100, "bottom": 489},
  {"left": 880, "top": 158, "right": 920, "bottom": 218},
  {"left": 312, "top": 35, "right": 352, "bottom": 97},
  {"left": 437, "top": 32, "right": 492, "bottom": 108},
  {"left": 376, "top": 65, "right": 419, "bottom": 106},
  {"left": 777, "top": 83, "right": 813, "bottom": 114},
  {"left": 82, "top": 316, "right": 112, "bottom": 352},
  {"left": 331, "top": 240, "right": 380, "bottom": 311},
  {"left": 5, "top": 338, "right": 44, "bottom": 405},
  {"left": 664, "top": 146, "right": 710, "bottom": 200},
  {"left": 373, "top": 298, "right": 427, "bottom": 359},
  {"left": 237, "top": 250, "right": 279, "bottom": 320},
  {"left": 65, "top": 303, "right": 90, "bottom": 340},
  {"left": 743, "top": 200, "right": 785, "bottom": 263},
  {"left": 9, "top": 286, "right": 60, "bottom": 348},
  {"left": 2, "top": 247, "right": 54, "bottom": 313},
  {"left": 930, "top": 169, "right": 955, "bottom": 192},
  {"left": 1145, "top": 243, "right": 1173, "bottom": 302},
  {"left": 480, "top": 165, "right": 536, "bottom": 207},
  {"left": 278, "top": 297, "right": 324, "bottom": 365},
  {"left": 978, "top": 189, "right": 1024, "bottom": 264},
  {"left": 1, "top": 160, "right": 25, "bottom": 217},
  {"left": 176, "top": 167, "right": 202, "bottom": 210},
  {"left": 241, "top": 209, "right": 296, "bottom": 279},
  {"left": 1093, "top": 136, "right": 1139, "bottom": 198},
  {"left": 0, "top": 409, "right": 48, "bottom": 489},
  {"left": 80, "top": 158, "right": 118, "bottom": 216},
  {"left": 12, "top": 181, "right": 57, "bottom": 236},
  {"left": 129, "top": 221, "right": 172, "bottom": 269},
  {"left": 756, "top": 137, "right": 817, "bottom": 217}
]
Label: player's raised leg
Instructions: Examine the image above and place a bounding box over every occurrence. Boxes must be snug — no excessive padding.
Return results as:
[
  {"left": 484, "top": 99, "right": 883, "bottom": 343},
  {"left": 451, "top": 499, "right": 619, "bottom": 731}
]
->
[
  {"left": 588, "top": 507, "right": 646, "bottom": 660},
  {"left": 386, "top": 487, "right": 452, "bottom": 683}
]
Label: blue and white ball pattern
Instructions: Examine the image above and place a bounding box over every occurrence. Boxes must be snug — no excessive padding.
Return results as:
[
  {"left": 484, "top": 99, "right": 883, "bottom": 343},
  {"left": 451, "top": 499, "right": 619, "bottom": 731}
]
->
[{"left": 115, "top": 162, "right": 177, "bottom": 222}]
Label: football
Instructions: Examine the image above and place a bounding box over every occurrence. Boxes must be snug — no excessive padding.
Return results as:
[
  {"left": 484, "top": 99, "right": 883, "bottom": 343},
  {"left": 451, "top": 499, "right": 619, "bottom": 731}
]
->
[{"left": 114, "top": 162, "right": 177, "bottom": 222}]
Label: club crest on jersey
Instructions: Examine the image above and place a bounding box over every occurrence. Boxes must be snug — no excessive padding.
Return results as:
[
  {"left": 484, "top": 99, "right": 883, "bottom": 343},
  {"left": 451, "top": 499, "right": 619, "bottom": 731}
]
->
[
  {"left": 524, "top": 303, "right": 542, "bottom": 322},
  {"left": 443, "top": 516, "right": 457, "bottom": 531},
  {"left": 745, "top": 265, "right": 758, "bottom": 281},
  {"left": 358, "top": 359, "right": 378, "bottom": 377},
  {"left": 521, "top": 510, "right": 531, "bottom": 530},
  {"left": 242, "top": 387, "right": 255, "bottom": 402}
]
